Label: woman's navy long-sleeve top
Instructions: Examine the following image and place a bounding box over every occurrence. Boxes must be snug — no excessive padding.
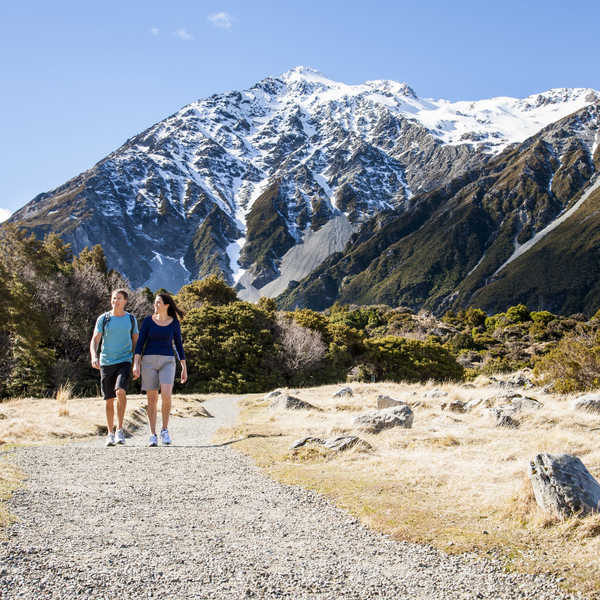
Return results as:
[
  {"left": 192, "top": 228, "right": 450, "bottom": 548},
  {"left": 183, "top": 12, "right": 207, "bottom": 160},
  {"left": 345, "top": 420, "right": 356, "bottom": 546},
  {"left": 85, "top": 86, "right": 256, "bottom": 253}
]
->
[{"left": 134, "top": 316, "right": 186, "bottom": 360}]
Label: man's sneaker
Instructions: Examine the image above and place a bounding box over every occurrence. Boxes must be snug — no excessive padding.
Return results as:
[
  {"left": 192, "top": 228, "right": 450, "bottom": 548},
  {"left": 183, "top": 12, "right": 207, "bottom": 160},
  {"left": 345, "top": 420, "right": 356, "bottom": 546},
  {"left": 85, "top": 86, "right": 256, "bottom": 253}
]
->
[
  {"left": 160, "top": 429, "right": 172, "bottom": 445},
  {"left": 148, "top": 434, "right": 158, "bottom": 447},
  {"left": 115, "top": 429, "right": 126, "bottom": 444},
  {"left": 105, "top": 432, "right": 116, "bottom": 447}
]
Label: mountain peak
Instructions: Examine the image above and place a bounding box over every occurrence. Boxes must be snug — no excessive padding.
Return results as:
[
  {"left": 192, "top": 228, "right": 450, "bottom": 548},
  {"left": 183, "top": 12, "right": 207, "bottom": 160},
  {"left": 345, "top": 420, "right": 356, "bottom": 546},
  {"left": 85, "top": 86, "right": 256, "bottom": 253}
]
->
[{"left": 280, "top": 66, "right": 331, "bottom": 82}]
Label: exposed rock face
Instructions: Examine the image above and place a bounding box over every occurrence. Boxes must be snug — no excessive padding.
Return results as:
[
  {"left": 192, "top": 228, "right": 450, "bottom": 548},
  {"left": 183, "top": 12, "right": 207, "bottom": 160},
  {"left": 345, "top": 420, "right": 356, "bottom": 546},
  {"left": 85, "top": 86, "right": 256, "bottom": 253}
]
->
[
  {"left": 354, "top": 405, "right": 414, "bottom": 433},
  {"left": 491, "top": 409, "right": 520, "bottom": 428},
  {"left": 528, "top": 453, "right": 600, "bottom": 518},
  {"left": 376, "top": 395, "right": 406, "bottom": 409},
  {"left": 570, "top": 394, "right": 600, "bottom": 413},
  {"left": 271, "top": 395, "right": 318, "bottom": 410},
  {"left": 290, "top": 435, "right": 372, "bottom": 452},
  {"left": 441, "top": 400, "right": 467, "bottom": 413}
]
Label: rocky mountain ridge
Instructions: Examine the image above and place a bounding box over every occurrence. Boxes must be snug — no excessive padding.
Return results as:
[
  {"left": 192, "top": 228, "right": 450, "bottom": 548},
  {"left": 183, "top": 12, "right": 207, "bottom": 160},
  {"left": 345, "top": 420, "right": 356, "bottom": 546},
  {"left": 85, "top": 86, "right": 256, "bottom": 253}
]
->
[{"left": 8, "top": 67, "right": 600, "bottom": 311}]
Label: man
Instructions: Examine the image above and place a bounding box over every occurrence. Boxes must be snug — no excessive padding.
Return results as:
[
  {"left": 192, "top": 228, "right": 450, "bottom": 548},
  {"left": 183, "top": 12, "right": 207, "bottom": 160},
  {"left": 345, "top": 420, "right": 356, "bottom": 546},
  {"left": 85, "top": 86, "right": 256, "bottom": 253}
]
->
[{"left": 90, "top": 289, "right": 139, "bottom": 447}]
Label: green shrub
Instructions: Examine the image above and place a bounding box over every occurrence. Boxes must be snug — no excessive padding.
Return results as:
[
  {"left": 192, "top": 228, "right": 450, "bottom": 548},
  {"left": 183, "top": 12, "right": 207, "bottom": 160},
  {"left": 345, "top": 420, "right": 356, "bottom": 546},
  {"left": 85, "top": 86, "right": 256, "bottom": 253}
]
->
[
  {"left": 505, "top": 303, "right": 531, "bottom": 324},
  {"left": 181, "top": 301, "right": 280, "bottom": 393},
  {"left": 533, "top": 330, "right": 600, "bottom": 392},
  {"left": 364, "top": 336, "right": 464, "bottom": 383}
]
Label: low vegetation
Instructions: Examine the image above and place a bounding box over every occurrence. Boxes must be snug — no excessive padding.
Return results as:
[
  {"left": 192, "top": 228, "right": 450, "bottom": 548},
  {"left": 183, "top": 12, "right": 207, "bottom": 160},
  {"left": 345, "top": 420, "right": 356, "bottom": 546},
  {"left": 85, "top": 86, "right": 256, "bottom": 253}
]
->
[{"left": 216, "top": 380, "right": 600, "bottom": 597}]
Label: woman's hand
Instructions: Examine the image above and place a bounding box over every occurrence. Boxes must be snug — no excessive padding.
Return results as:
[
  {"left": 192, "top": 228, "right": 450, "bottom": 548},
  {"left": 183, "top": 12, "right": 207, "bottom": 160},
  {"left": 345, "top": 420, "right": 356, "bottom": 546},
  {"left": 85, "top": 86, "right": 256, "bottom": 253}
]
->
[
  {"left": 132, "top": 355, "right": 141, "bottom": 380},
  {"left": 180, "top": 361, "right": 188, "bottom": 384}
]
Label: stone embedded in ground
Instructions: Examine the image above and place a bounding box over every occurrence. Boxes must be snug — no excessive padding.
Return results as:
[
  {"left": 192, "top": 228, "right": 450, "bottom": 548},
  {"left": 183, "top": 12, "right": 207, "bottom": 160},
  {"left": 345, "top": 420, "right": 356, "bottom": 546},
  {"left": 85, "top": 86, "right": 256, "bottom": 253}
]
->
[
  {"left": 510, "top": 396, "right": 543, "bottom": 411},
  {"left": 271, "top": 395, "right": 318, "bottom": 410},
  {"left": 353, "top": 405, "right": 414, "bottom": 433},
  {"left": 528, "top": 453, "right": 600, "bottom": 518},
  {"left": 376, "top": 395, "right": 406, "bottom": 409},
  {"left": 264, "top": 389, "right": 282, "bottom": 400},
  {"left": 570, "top": 394, "right": 600, "bottom": 413},
  {"left": 464, "top": 397, "right": 493, "bottom": 412},
  {"left": 332, "top": 387, "right": 353, "bottom": 399},
  {"left": 490, "top": 408, "right": 519, "bottom": 428},
  {"left": 441, "top": 400, "right": 466, "bottom": 413},
  {"left": 0, "top": 412, "right": 6, "bottom": 420},
  {"left": 290, "top": 435, "right": 372, "bottom": 452},
  {"left": 424, "top": 389, "right": 448, "bottom": 398}
]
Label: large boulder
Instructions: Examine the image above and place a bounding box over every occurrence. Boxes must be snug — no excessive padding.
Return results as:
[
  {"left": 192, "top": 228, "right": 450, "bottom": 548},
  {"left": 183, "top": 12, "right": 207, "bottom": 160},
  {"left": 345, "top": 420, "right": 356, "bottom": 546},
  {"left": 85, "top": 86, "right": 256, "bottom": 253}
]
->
[
  {"left": 528, "top": 453, "right": 600, "bottom": 518},
  {"left": 570, "top": 393, "right": 600, "bottom": 413},
  {"left": 376, "top": 395, "right": 406, "bottom": 409},
  {"left": 354, "top": 405, "right": 414, "bottom": 433},
  {"left": 271, "top": 395, "right": 318, "bottom": 410}
]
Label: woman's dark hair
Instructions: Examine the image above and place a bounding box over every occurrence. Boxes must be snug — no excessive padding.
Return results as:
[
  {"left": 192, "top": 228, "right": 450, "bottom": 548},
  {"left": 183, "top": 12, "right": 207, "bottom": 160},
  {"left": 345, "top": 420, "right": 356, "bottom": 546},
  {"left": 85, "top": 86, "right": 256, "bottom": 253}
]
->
[{"left": 157, "top": 293, "right": 185, "bottom": 321}]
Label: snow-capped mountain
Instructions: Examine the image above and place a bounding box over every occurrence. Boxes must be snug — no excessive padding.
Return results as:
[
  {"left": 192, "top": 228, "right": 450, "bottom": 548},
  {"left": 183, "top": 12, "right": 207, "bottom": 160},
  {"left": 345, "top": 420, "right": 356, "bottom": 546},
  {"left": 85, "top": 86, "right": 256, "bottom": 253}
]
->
[{"left": 9, "top": 66, "right": 600, "bottom": 305}]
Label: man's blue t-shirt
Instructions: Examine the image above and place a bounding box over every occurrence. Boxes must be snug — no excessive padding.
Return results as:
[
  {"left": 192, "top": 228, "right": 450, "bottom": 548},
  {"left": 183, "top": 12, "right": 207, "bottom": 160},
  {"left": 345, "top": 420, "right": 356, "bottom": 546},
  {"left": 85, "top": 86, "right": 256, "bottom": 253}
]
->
[{"left": 94, "top": 312, "right": 139, "bottom": 366}]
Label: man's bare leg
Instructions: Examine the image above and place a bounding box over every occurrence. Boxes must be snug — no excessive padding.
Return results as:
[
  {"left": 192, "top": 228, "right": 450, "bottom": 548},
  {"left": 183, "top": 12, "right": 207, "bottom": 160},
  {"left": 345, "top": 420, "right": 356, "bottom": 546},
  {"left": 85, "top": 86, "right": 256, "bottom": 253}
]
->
[
  {"left": 105, "top": 398, "right": 115, "bottom": 433},
  {"left": 116, "top": 388, "right": 127, "bottom": 430}
]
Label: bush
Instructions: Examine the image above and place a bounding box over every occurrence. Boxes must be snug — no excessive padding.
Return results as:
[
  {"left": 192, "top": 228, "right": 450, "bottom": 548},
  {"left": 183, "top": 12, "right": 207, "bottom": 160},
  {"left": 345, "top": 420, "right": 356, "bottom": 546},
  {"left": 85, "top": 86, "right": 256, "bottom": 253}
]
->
[
  {"left": 181, "top": 301, "right": 280, "bottom": 393},
  {"left": 533, "top": 329, "right": 600, "bottom": 392},
  {"left": 364, "top": 336, "right": 464, "bottom": 383},
  {"left": 176, "top": 275, "right": 237, "bottom": 311}
]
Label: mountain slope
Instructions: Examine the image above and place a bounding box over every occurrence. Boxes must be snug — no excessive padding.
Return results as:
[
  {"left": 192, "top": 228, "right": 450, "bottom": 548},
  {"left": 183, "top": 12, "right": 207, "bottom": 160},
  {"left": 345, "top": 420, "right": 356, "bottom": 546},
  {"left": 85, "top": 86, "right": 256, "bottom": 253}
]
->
[{"left": 278, "top": 104, "right": 600, "bottom": 315}]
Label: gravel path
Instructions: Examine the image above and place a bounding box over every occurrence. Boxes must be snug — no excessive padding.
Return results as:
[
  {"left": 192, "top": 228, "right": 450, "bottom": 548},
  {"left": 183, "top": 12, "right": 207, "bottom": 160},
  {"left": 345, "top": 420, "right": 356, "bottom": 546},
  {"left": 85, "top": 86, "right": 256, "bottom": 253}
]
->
[{"left": 0, "top": 397, "right": 585, "bottom": 599}]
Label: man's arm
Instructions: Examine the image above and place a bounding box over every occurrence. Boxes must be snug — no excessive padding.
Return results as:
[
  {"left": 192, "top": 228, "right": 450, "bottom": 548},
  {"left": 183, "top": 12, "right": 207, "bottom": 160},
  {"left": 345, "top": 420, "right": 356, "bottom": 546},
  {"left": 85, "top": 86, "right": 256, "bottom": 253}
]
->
[
  {"left": 131, "top": 333, "right": 139, "bottom": 352},
  {"left": 90, "top": 331, "right": 102, "bottom": 370}
]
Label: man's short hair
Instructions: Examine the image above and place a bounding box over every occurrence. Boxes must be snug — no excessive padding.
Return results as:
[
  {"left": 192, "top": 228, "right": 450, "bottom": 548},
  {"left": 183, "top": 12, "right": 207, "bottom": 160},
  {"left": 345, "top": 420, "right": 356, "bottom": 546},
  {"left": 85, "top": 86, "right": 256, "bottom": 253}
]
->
[{"left": 112, "top": 288, "right": 129, "bottom": 301}]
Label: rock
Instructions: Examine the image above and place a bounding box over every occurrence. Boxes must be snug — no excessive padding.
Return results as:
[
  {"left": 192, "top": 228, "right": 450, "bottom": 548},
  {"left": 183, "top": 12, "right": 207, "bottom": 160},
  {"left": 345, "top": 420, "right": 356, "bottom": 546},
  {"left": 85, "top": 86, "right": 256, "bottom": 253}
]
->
[
  {"left": 290, "top": 436, "right": 325, "bottom": 449},
  {"left": 354, "top": 405, "right": 414, "bottom": 433},
  {"left": 510, "top": 396, "right": 543, "bottom": 411},
  {"left": 271, "top": 395, "right": 318, "bottom": 410},
  {"left": 528, "top": 453, "right": 600, "bottom": 518},
  {"left": 264, "top": 390, "right": 282, "bottom": 400},
  {"left": 490, "top": 408, "right": 519, "bottom": 428},
  {"left": 441, "top": 400, "right": 466, "bottom": 413},
  {"left": 0, "top": 412, "right": 7, "bottom": 420},
  {"left": 570, "top": 393, "right": 600, "bottom": 413},
  {"left": 423, "top": 389, "right": 448, "bottom": 398},
  {"left": 290, "top": 435, "right": 372, "bottom": 452},
  {"left": 464, "top": 397, "right": 493, "bottom": 411},
  {"left": 332, "top": 387, "right": 353, "bottom": 399},
  {"left": 376, "top": 395, "right": 406, "bottom": 409}
]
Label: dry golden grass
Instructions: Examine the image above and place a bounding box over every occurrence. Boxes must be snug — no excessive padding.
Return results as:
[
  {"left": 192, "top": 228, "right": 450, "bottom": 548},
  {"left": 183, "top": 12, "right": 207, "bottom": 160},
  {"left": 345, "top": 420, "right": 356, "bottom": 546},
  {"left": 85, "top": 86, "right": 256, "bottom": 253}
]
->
[{"left": 217, "top": 381, "right": 600, "bottom": 598}]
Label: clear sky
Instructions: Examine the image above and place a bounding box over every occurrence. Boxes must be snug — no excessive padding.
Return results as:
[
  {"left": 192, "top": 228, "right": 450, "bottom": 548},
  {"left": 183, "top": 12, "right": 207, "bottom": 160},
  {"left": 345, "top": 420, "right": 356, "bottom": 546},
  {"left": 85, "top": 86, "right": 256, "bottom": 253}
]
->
[{"left": 1, "top": 0, "right": 599, "bottom": 219}]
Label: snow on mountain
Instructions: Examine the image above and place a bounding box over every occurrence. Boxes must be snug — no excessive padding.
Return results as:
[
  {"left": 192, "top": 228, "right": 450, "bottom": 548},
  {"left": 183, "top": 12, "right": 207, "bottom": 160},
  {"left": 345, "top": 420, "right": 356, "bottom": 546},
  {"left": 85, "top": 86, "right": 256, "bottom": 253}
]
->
[{"left": 10, "top": 66, "right": 599, "bottom": 298}]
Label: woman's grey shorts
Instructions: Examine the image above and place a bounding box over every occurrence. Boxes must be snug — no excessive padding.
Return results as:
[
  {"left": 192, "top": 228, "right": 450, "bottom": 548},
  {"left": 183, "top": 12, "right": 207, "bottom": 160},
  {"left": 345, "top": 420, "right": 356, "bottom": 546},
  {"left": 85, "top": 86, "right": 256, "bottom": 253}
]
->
[{"left": 141, "top": 354, "right": 176, "bottom": 391}]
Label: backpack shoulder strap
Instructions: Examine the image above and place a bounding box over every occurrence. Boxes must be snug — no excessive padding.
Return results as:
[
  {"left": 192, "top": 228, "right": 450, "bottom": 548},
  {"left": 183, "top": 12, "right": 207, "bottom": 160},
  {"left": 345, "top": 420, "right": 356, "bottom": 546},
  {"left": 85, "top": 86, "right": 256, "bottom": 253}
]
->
[
  {"left": 101, "top": 312, "right": 112, "bottom": 337},
  {"left": 129, "top": 313, "right": 135, "bottom": 335}
]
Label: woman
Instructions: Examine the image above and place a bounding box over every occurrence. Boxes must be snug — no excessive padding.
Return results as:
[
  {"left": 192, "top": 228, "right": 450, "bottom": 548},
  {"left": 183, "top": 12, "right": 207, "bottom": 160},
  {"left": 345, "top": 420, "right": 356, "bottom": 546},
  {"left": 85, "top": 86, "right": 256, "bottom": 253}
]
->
[{"left": 133, "top": 293, "right": 187, "bottom": 446}]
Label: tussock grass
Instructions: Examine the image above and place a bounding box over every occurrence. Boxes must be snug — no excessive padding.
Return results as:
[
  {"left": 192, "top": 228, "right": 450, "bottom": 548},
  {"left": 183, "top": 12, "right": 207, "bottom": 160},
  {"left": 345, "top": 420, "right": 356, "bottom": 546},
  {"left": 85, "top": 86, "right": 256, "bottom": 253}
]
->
[
  {"left": 222, "top": 381, "right": 600, "bottom": 598},
  {"left": 56, "top": 382, "right": 73, "bottom": 417}
]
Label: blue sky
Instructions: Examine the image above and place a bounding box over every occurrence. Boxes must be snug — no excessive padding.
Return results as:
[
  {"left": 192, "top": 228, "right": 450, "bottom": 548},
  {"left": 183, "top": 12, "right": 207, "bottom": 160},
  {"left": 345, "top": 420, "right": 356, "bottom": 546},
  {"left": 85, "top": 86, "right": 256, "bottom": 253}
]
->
[{"left": 1, "top": 0, "right": 599, "bottom": 219}]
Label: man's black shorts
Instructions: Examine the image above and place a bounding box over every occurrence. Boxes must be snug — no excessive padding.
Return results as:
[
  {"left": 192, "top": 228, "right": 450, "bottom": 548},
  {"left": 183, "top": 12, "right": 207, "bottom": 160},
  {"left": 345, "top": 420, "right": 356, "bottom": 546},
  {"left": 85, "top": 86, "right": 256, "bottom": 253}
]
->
[{"left": 100, "top": 362, "right": 131, "bottom": 400}]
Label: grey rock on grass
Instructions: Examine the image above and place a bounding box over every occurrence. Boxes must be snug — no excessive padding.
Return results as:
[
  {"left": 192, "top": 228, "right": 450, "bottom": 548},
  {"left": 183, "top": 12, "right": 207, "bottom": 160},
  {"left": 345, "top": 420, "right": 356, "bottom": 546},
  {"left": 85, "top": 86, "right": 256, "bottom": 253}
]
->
[
  {"left": 529, "top": 453, "right": 600, "bottom": 518},
  {"left": 354, "top": 405, "right": 414, "bottom": 433},
  {"left": 290, "top": 435, "right": 372, "bottom": 452},
  {"left": 332, "top": 387, "right": 353, "bottom": 399},
  {"left": 570, "top": 394, "right": 600, "bottom": 413},
  {"left": 271, "top": 395, "right": 318, "bottom": 410}
]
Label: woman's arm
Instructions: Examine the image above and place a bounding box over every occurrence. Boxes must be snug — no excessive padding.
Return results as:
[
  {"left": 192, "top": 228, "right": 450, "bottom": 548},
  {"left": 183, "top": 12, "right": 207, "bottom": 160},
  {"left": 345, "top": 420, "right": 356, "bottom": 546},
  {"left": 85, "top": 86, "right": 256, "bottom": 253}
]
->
[{"left": 173, "top": 320, "right": 187, "bottom": 383}]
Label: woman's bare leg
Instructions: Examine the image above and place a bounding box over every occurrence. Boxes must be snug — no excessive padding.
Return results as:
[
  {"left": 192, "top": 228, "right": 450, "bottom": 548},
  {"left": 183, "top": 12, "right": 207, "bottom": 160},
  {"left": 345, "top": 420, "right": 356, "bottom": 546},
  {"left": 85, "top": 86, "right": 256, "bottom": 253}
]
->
[
  {"left": 146, "top": 390, "right": 159, "bottom": 435},
  {"left": 160, "top": 383, "right": 173, "bottom": 430}
]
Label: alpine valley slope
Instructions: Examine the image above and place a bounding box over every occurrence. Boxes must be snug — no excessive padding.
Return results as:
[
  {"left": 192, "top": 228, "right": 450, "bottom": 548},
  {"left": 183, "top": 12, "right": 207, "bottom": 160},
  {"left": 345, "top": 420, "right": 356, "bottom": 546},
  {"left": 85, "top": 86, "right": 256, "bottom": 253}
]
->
[{"left": 7, "top": 67, "right": 600, "bottom": 311}]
